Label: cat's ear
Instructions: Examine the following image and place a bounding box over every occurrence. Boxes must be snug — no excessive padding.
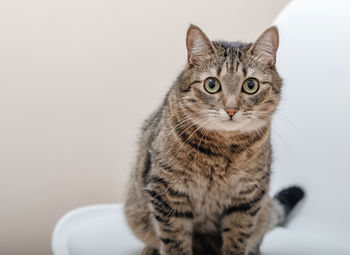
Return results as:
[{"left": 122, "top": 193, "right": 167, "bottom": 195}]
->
[
  {"left": 186, "top": 25, "right": 214, "bottom": 66},
  {"left": 251, "top": 26, "right": 279, "bottom": 65}
]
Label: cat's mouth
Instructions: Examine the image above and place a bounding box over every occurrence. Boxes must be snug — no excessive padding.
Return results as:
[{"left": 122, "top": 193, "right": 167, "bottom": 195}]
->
[{"left": 221, "top": 119, "right": 237, "bottom": 124}]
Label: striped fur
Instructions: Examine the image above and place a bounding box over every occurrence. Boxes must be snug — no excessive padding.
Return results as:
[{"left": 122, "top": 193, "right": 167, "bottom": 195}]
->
[{"left": 124, "top": 25, "right": 304, "bottom": 255}]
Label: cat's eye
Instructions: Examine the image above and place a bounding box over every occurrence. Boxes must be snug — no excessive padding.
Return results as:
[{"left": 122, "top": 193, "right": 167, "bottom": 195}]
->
[
  {"left": 204, "top": 77, "right": 221, "bottom": 94},
  {"left": 242, "top": 78, "right": 259, "bottom": 94}
]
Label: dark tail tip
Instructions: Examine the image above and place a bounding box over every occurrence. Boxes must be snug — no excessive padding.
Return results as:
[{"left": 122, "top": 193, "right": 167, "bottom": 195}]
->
[{"left": 275, "top": 186, "right": 305, "bottom": 216}]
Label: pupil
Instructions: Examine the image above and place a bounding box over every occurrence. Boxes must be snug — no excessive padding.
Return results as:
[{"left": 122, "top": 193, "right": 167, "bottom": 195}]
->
[
  {"left": 247, "top": 80, "right": 255, "bottom": 89},
  {"left": 208, "top": 79, "right": 216, "bottom": 89}
]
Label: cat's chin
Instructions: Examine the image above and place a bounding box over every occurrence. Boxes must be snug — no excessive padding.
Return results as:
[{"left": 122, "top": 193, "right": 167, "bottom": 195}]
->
[
  {"left": 204, "top": 118, "right": 265, "bottom": 134},
  {"left": 205, "top": 119, "right": 250, "bottom": 132}
]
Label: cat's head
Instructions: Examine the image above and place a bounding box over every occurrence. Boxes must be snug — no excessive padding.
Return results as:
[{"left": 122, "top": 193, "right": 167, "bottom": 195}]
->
[{"left": 175, "top": 25, "right": 282, "bottom": 134}]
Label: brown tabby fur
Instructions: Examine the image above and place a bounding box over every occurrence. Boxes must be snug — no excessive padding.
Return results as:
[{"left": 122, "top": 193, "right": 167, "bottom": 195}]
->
[{"left": 125, "top": 25, "right": 288, "bottom": 255}]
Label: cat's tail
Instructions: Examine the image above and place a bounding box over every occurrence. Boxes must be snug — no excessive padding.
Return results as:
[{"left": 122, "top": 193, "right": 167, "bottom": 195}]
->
[{"left": 269, "top": 186, "right": 305, "bottom": 229}]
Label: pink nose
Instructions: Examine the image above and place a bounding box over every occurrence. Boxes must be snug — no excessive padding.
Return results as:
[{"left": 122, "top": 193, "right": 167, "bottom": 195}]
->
[{"left": 224, "top": 108, "right": 237, "bottom": 117}]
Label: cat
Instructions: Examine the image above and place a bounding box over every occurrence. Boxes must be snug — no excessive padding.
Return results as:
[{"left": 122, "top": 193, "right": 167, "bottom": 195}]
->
[{"left": 124, "top": 25, "right": 304, "bottom": 255}]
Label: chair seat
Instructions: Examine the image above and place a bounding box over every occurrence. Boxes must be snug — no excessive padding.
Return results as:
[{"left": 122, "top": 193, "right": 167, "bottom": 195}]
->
[{"left": 52, "top": 204, "right": 350, "bottom": 255}]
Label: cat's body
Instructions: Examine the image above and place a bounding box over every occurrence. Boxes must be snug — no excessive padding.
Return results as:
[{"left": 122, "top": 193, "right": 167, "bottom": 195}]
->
[{"left": 125, "top": 25, "right": 304, "bottom": 255}]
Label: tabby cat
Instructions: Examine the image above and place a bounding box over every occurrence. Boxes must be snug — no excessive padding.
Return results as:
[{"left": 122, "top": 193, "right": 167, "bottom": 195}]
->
[{"left": 124, "top": 25, "right": 304, "bottom": 255}]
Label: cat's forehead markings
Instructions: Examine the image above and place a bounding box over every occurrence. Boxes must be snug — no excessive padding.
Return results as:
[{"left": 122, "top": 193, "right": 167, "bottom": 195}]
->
[
  {"left": 219, "top": 58, "right": 244, "bottom": 82},
  {"left": 218, "top": 59, "right": 230, "bottom": 77}
]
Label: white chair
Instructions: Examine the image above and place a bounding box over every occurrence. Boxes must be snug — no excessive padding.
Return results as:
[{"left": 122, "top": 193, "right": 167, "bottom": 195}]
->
[
  {"left": 52, "top": 204, "right": 144, "bottom": 255},
  {"left": 52, "top": 1, "right": 350, "bottom": 254}
]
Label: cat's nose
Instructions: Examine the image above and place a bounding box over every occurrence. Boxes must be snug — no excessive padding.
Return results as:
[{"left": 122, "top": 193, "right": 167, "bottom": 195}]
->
[{"left": 224, "top": 108, "right": 238, "bottom": 118}]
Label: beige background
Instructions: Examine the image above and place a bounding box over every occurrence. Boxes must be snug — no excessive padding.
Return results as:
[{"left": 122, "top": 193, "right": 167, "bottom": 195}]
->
[{"left": 0, "top": 0, "right": 290, "bottom": 254}]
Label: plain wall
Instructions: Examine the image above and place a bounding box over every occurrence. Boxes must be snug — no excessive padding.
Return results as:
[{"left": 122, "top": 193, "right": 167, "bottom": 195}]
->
[{"left": 0, "top": 0, "right": 290, "bottom": 254}]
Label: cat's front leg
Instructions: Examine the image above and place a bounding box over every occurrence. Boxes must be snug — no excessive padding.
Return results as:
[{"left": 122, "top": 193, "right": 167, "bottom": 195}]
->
[
  {"left": 220, "top": 190, "right": 266, "bottom": 255},
  {"left": 145, "top": 179, "right": 193, "bottom": 255}
]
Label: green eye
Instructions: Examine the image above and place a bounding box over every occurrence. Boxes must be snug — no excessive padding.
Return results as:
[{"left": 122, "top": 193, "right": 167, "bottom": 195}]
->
[
  {"left": 242, "top": 78, "right": 259, "bottom": 94},
  {"left": 204, "top": 77, "right": 221, "bottom": 94}
]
